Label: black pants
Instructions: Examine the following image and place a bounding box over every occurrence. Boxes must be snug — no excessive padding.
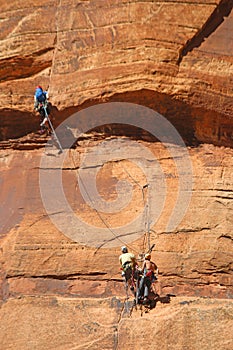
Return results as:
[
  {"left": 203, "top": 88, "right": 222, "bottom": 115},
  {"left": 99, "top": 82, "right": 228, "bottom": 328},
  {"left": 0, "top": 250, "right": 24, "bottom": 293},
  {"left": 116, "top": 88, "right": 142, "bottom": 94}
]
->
[
  {"left": 39, "top": 106, "right": 50, "bottom": 119},
  {"left": 137, "top": 276, "right": 151, "bottom": 299}
]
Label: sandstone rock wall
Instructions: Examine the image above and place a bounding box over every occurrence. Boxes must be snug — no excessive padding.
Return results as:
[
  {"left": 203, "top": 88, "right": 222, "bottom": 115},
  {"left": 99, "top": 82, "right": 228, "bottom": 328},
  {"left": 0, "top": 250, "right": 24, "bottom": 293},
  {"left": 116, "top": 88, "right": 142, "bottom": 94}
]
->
[
  {"left": 1, "top": 0, "right": 233, "bottom": 147},
  {"left": 1, "top": 1, "right": 233, "bottom": 349},
  {"left": 1, "top": 141, "right": 232, "bottom": 300},
  {"left": 0, "top": 296, "right": 232, "bottom": 350},
  {"left": 0, "top": 137, "right": 233, "bottom": 350}
]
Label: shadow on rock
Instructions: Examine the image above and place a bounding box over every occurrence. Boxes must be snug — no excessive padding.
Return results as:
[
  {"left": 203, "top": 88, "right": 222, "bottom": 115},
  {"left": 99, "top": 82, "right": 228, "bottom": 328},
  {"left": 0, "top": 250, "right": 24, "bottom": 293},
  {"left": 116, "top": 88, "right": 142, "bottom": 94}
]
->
[{"left": 139, "top": 293, "right": 176, "bottom": 311}]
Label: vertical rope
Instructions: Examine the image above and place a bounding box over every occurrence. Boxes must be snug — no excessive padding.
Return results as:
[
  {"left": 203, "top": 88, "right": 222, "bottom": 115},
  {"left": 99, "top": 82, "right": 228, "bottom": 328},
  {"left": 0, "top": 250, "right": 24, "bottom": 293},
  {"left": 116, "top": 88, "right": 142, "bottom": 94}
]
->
[{"left": 43, "top": 104, "right": 63, "bottom": 153}]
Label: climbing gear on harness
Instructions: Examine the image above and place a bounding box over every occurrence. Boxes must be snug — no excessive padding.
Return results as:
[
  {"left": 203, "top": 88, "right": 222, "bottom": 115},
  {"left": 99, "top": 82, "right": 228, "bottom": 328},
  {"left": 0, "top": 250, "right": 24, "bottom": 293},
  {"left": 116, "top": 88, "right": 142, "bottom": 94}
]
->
[
  {"left": 145, "top": 269, "right": 153, "bottom": 278},
  {"left": 122, "top": 262, "right": 133, "bottom": 281},
  {"left": 122, "top": 261, "right": 132, "bottom": 269}
]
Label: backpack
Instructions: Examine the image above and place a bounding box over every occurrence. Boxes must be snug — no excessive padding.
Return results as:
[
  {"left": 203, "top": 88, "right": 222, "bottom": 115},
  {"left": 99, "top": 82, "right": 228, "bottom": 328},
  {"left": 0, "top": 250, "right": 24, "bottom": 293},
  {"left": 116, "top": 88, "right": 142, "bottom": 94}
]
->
[{"left": 35, "top": 88, "right": 46, "bottom": 102}]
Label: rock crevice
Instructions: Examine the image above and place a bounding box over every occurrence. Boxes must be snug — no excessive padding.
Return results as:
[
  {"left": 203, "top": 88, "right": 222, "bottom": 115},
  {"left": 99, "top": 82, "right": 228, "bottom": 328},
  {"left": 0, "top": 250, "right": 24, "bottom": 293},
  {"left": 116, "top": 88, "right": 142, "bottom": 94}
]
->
[{"left": 178, "top": 0, "right": 233, "bottom": 63}]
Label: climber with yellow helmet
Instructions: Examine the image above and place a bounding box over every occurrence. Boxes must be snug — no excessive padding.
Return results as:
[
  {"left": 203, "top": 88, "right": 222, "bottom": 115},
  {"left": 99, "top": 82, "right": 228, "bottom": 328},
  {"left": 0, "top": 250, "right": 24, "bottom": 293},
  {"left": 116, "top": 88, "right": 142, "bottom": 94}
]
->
[{"left": 119, "top": 246, "right": 137, "bottom": 291}]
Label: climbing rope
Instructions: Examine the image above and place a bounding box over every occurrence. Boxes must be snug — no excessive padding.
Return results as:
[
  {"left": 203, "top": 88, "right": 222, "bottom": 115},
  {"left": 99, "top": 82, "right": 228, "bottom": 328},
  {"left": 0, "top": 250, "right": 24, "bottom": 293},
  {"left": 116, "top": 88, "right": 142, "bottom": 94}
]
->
[
  {"left": 68, "top": 143, "right": 158, "bottom": 313},
  {"left": 42, "top": 103, "right": 63, "bottom": 154},
  {"left": 119, "top": 161, "right": 151, "bottom": 255},
  {"left": 69, "top": 150, "right": 140, "bottom": 255}
]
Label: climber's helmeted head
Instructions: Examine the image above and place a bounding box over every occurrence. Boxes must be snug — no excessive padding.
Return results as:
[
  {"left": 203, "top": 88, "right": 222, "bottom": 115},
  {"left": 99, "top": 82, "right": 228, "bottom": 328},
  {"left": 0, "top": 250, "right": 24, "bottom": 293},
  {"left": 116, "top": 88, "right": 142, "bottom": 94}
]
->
[
  {"left": 145, "top": 253, "right": 151, "bottom": 260},
  {"left": 121, "top": 246, "right": 128, "bottom": 253},
  {"left": 36, "top": 85, "right": 43, "bottom": 90}
]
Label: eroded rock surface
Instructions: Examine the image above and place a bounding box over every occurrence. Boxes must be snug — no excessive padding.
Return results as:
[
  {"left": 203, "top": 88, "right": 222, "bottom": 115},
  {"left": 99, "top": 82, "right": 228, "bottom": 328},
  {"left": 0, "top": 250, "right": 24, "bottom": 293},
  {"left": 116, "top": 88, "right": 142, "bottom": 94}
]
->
[
  {"left": 1, "top": 0, "right": 233, "bottom": 147},
  {"left": 0, "top": 140, "right": 232, "bottom": 298},
  {"left": 0, "top": 295, "right": 233, "bottom": 350},
  {"left": 0, "top": 141, "right": 232, "bottom": 349},
  {"left": 1, "top": 1, "right": 233, "bottom": 349}
]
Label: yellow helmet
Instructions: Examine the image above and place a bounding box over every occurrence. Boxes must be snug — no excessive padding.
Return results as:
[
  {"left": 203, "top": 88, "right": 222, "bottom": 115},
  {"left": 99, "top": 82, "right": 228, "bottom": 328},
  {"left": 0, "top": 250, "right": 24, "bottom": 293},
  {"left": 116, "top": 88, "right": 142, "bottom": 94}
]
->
[{"left": 145, "top": 253, "right": 151, "bottom": 260}]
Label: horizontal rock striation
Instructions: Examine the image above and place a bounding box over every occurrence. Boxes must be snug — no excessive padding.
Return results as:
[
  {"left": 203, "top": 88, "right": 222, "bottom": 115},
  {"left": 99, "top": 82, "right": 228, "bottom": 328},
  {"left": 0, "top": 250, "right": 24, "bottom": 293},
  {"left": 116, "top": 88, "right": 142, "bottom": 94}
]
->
[
  {"left": 0, "top": 1, "right": 233, "bottom": 147},
  {"left": 1, "top": 1, "right": 233, "bottom": 349},
  {"left": 0, "top": 141, "right": 232, "bottom": 300}
]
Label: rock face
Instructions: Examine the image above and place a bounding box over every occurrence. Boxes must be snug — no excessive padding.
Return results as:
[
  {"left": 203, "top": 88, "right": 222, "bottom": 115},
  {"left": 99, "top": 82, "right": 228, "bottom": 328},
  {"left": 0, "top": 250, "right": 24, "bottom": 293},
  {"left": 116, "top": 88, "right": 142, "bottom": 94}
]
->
[
  {"left": 0, "top": 140, "right": 233, "bottom": 349},
  {"left": 1, "top": 0, "right": 233, "bottom": 146},
  {"left": 0, "top": 296, "right": 232, "bottom": 350},
  {"left": 0, "top": 1, "right": 233, "bottom": 349}
]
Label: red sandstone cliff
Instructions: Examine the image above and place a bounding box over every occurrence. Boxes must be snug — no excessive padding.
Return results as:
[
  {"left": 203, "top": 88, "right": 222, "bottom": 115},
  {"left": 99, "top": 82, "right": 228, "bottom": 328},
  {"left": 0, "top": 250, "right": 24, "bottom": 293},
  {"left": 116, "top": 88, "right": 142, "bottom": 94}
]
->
[
  {"left": 1, "top": 0, "right": 233, "bottom": 147},
  {"left": 0, "top": 1, "right": 233, "bottom": 349}
]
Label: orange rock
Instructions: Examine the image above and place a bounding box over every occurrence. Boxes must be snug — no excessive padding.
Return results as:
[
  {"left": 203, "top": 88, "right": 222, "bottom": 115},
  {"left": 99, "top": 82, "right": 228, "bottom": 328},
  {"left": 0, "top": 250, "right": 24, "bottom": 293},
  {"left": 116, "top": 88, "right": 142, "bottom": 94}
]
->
[
  {"left": 1, "top": 1, "right": 233, "bottom": 348},
  {"left": 0, "top": 1, "right": 233, "bottom": 148}
]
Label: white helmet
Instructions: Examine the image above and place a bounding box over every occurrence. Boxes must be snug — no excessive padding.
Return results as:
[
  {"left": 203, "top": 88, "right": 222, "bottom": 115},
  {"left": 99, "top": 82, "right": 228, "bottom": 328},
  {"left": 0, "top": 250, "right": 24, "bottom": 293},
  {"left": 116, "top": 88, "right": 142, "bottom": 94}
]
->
[{"left": 121, "top": 246, "right": 128, "bottom": 253}]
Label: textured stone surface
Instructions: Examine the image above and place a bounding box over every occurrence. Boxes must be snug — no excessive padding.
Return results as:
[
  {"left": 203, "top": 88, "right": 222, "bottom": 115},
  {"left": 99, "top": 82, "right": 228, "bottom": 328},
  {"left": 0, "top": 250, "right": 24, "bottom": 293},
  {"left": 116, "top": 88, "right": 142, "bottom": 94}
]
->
[
  {"left": 1, "top": 0, "right": 233, "bottom": 147},
  {"left": 0, "top": 296, "right": 232, "bottom": 350},
  {"left": 1, "top": 1, "right": 233, "bottom": 349},
  {"left": 0, "top": 141, "right": 232, "bottom": 300}
]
